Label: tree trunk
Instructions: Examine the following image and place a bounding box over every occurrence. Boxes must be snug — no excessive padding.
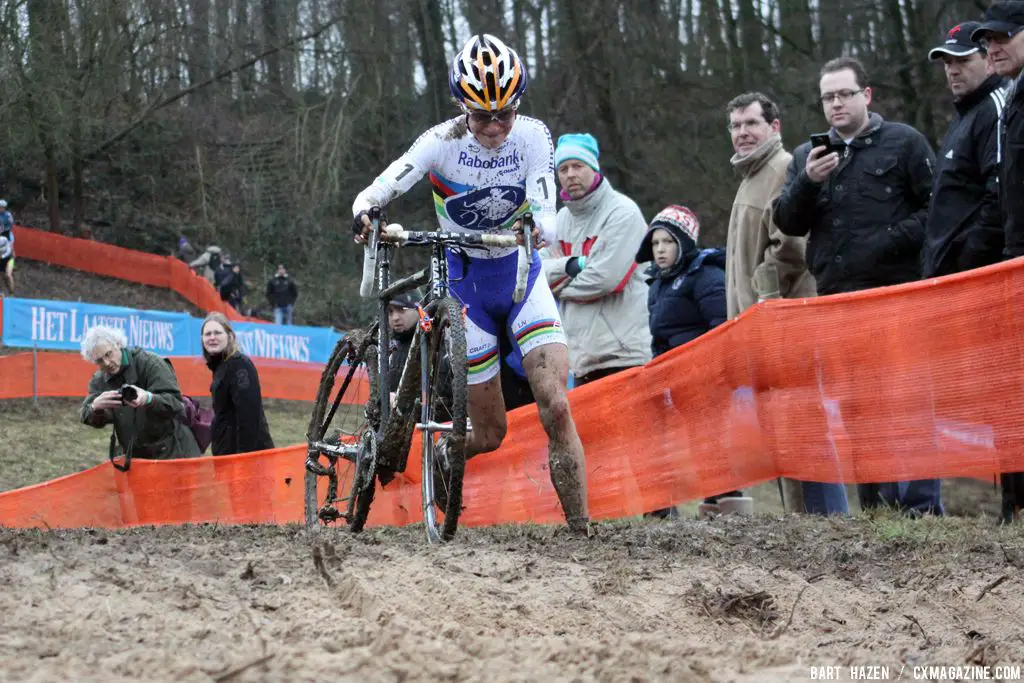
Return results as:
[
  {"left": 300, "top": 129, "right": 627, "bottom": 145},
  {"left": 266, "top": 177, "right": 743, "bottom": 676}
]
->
[
  {"left": 778, "top": 0, "right": 814, "bottom": 68},
  {"left": 189, "top": 0, "right": 211, "bottom": 106},
  {"left": 237, "top": 0, "right": 254, "bottom": 94},
  {"left": 262, "top": 0, "right": 282, "bottom": 90},
  {"left": 413, "top": 0, "right": 448, "bottom": 121},
  {"left": 460, "top": 0, "right": 506, "bottom": 36},
  {"left": 737, "top": 0, "right": 763, "bottom": 87}
]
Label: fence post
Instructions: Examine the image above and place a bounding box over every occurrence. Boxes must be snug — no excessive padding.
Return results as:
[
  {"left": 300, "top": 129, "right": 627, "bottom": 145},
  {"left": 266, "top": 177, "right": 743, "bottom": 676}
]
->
[{"left": 32, "top": 342, "right": 38, "bottom": 406}]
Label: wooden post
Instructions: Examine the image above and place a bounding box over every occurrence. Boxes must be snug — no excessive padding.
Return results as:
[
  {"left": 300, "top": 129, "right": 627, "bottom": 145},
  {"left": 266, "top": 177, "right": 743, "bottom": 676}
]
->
[{"left": 32, "top": 342, "right": 38, "bottom": 406}]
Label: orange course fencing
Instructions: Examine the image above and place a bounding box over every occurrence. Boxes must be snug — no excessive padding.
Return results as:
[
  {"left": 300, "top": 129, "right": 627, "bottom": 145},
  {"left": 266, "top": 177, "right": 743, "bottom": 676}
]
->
[
  {"left": 2, "top": 256, "right": 1024, "bottom": 530},
  {"left": 8, "top": 225, "right": 255, "bottom": 322}
]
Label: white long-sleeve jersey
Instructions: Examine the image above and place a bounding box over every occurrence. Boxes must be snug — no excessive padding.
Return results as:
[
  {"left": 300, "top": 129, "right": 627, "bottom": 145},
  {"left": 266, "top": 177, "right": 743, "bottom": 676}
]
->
[{"left": 352, "top": 115, "right": 557, "bottom": 258}]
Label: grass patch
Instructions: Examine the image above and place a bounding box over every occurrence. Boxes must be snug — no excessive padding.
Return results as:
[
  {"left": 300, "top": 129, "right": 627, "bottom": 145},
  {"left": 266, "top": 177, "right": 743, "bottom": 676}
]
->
[
  {"left": 0, "top": 397, "right": 315, "bottom": 492},
  {"left": 866, "top": 508, "right": 980, "bottom": 545}
]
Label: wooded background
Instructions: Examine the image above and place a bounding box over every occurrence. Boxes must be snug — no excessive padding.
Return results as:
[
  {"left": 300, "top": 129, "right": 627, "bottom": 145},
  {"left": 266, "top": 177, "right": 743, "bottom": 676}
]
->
[{"left": 0, "top": 0, "right": 994, "bottom": 325}]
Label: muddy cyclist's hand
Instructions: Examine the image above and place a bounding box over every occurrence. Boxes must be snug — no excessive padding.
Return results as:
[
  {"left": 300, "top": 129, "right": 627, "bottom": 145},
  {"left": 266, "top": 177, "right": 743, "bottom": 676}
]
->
[
  {"left": 513, "top": 218, "right": 544, "bottom": 249},
  {"left": 352, "top": 209, "right": 380, "bottom": 245}
]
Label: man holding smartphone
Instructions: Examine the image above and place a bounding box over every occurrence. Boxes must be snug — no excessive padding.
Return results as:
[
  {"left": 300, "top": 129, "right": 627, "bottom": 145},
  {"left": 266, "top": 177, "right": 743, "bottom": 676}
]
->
[
  {"left": 774, "top": 57, "right": 934, "bottom": 297},
  {"left": 773, "top": 57, "right": 936, "bottom": 515}
]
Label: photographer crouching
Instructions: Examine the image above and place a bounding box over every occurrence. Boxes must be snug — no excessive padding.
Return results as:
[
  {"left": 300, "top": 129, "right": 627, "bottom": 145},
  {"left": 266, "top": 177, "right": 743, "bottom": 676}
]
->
[{"left": 80, "top": 325, "right": 201, "bottom": 462}]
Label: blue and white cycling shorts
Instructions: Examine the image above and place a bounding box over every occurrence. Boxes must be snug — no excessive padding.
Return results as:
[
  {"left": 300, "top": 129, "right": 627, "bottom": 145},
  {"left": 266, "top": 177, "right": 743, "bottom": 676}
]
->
[{"left": 447, "top": 249, "right": 566, "bottom": 386}]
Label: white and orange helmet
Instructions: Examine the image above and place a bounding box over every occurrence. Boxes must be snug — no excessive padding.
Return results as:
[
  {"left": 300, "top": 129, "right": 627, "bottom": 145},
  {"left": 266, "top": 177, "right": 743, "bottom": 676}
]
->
[{"left": 448, "top": 34, "right": 528, "bottom": 112}]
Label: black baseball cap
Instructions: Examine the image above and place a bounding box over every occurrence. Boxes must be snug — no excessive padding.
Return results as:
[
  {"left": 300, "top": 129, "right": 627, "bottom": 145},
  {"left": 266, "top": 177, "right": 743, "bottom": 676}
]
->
[
  {"left": 971, "top": 1, "right": 1024, "bottom": 42},
  {"left": 388, "top": 290, "right": 421, "bottom": 310},
  {"left": 929, "top": 21, "right": 984, "bottom": 60}
]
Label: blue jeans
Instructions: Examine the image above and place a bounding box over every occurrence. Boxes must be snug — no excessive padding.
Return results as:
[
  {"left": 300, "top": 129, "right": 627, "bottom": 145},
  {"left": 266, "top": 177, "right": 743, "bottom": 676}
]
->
[
  {"left": 801, "top": 481, "right": 849, "bottom": 515},
  {"left": 858, "top": 480, "right": 944, "bottom": 515},
  {"left": 274, "top": 305, "right": 294, "bottom": 326}
]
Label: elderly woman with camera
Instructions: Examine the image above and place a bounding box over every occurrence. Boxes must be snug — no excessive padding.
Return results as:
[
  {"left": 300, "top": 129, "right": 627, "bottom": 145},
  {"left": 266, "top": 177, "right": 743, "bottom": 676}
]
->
[{"left": 80, "top": 325, "right": 201, "bottom": 460}]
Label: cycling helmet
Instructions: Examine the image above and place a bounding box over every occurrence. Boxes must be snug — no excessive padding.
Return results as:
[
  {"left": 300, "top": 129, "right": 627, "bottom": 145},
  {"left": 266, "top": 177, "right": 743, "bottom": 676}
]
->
[
  {"left": 0, "top": 200, "right": 7, "bottom": 208},
  {"left": 448, "top": 34, "right": 528, "bottom": 112}
]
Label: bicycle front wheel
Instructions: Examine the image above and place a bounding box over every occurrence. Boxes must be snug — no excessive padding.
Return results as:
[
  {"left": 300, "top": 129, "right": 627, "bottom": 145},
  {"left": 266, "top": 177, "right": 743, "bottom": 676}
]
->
[
  {"left": 421, "top": 297, "right": 468, "bottom": 543},
  {"left": 305, "top": 327, "right": 379, "bottom": 532}
]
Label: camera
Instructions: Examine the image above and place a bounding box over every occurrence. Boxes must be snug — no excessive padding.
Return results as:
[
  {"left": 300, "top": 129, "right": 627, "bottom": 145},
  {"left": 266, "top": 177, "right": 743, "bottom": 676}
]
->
[{"left": 119, "top": 385, "right": 139, "bottom": 404}]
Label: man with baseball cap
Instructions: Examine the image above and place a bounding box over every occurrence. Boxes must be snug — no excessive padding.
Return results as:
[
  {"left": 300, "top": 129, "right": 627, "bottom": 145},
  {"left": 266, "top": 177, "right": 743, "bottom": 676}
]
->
[
  {"left": 972, "top": 1, "right": 1024, "bottom": 259},
  {"left": 973, "top": 1, "right": 1024, "bottom": 523},
  {"left": 917, "top": 22, "right": 1009, "bottom": 517},
  {"left": 923, "top": 21, "right": 1007, "bottom": 280}
]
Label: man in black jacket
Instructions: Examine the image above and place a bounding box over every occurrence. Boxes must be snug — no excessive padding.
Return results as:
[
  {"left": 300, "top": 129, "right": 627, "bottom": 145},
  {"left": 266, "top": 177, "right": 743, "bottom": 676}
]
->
[
  {"left": 923, "top": 22, "right": 1008, "bottom": 278},
  {"left": 774, "top": 57, "right": 934, "bottom": 297},
  {"left": 973, "top": 2, "right": 1024, "bottom": 260},
  {"left": 972, "top": 2, "right": 1024, "bottom": 523},
  {"left": 774, "top": 57, "right": 936, "bottom": 514},
  {"left": 266, "top": 264, "right": 299, "bottom": 325}
]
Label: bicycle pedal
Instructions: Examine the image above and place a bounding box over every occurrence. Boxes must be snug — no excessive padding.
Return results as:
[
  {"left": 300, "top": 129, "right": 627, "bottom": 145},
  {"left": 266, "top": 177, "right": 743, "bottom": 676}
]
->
[{"left": 318, "top": 505, "right": 342, "bottom": 524}]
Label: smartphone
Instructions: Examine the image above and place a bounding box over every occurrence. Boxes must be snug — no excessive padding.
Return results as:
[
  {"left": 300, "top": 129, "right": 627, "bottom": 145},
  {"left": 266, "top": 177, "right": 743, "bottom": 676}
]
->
[{"left": 810, "top": 133, "right": 843, "bottom": 156}]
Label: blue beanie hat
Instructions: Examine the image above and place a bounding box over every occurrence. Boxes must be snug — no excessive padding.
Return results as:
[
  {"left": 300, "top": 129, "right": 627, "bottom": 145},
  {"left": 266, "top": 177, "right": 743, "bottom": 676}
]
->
[{"left": 554, "top": 133, "right": 600, "bottom": 172}]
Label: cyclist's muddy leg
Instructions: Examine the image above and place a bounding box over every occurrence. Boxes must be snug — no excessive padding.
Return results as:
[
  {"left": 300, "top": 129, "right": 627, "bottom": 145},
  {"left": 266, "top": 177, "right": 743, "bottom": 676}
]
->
[
  {"left": 466, "top": 375, "right": 507, "bottom": 459},
  {"left": 523, "top": 343, "right": 589, "bottom": 533},
  {"left": 3, "top": 260, "right": 13, "bottom": 294}
]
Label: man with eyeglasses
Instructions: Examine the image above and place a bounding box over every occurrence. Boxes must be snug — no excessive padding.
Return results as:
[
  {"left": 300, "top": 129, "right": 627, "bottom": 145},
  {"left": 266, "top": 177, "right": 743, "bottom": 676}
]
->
[
  {"left": 972, "top": 2, "right": 1024, "bottom": 262},
  {"left": 350, "top": 34, "right": 590, "bottom": 535},
  {"left": 724, "top": 93, "right": 816, "bottom": 319},
  {"left": 773, "top": 57, "right": 936, "bottom": 515},
  {"left": 972, "top": 1, "right": 1024, "bottom": 524},
  {"left": 723, "top": 92, "right": 849, "bottom": 516}
]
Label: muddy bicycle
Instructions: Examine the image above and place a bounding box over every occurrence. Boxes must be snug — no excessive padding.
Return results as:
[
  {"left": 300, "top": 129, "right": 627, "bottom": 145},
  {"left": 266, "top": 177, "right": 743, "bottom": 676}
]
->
[{"left": 304, "top": 209, "right": 532, "bottom": 543}]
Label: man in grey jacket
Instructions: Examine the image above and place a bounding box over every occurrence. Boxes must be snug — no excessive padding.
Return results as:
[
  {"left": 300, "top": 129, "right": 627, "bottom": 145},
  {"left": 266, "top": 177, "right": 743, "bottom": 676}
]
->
[{"left": 542, "top": 133, "right": 652, "bottom": 386}]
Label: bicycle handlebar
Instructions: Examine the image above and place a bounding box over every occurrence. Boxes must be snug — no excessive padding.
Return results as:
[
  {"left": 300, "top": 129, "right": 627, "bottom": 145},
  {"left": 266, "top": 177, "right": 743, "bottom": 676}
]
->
[
  {"left": 379, "top": 225, "right": 518, "bottom": 247},
  {"left": 359, "top": 222, "right": 529, "bottom": 300}
]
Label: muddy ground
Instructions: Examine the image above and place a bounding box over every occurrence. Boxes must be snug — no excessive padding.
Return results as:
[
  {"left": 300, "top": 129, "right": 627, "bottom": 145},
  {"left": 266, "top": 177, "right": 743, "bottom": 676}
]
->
[{"left": 2, "top": 515, "right": 1022, "bottom": 683}]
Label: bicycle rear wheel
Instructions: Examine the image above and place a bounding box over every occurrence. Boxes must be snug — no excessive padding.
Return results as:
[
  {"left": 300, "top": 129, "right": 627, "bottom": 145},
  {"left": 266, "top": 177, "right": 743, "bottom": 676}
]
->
[
  {"left": 421, "top": 297, "right": 468, "bottom": 543},
  {"left": 305, "top": 327, "right": 380, "bottom": 532}
]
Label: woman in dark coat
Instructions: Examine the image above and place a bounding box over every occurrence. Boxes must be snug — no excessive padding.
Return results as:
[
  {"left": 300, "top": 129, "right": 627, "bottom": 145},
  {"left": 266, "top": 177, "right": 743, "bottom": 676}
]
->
[{"left": 201, "top": 312, "right": 275, "bottom": 455}]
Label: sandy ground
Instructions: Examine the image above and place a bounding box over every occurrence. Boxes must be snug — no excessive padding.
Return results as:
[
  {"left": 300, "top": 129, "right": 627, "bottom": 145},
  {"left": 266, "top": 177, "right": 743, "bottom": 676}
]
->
[{"left": 2, "top": 515, "right": 1023, "bottom": 683}]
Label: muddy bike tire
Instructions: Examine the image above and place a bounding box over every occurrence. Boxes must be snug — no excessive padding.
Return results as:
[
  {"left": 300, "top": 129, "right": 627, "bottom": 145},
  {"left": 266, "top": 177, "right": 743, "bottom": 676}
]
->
[
  {"left": 348, "top": 345, "right": 380, "bottom": 532},
  {"left": 305, "top": 328, "right": 379, "bottom": 532},
  {"left": 421, "top": 297, "right": 468, "bottom": 543}
]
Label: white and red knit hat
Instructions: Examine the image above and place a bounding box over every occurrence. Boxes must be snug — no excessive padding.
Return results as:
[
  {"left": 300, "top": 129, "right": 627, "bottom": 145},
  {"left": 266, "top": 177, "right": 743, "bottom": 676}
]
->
[{"left": 635, "top": 204, "right": 700, "bottom": 263}]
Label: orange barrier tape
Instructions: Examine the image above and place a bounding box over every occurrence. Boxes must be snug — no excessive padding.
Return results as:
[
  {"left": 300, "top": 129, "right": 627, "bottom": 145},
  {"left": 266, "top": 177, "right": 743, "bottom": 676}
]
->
[
  {"left": 10, "top": 225, "right": 260, "bottom": 322},
  {"left": 2, "top": 256, "right": 1024, "bottom": 529},
  {"left": 0, "top": 351, "right": 368, "bottom": 404}
]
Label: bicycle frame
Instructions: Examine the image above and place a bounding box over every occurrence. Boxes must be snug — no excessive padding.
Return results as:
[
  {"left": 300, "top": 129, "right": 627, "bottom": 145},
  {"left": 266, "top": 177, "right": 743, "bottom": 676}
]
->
[{"left": 366, "top": 216, "right": 452, "bottom": 433}]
